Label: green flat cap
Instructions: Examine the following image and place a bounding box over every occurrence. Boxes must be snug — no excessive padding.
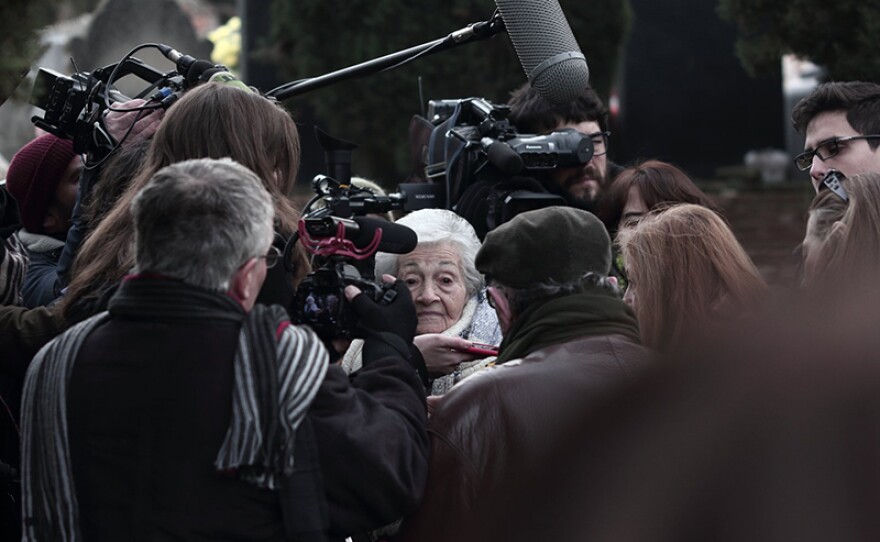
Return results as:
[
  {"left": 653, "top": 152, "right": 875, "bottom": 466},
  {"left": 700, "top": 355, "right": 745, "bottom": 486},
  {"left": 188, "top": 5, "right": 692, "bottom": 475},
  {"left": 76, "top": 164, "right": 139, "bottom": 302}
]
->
[{"left": 475, "top": 206, "right": 611, "bottom": 288}]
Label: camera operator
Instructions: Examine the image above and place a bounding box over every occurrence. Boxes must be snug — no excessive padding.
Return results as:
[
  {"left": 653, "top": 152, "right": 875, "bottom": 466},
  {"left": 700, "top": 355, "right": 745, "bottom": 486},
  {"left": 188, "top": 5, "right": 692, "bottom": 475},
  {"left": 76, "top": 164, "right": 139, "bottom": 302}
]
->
[
  {"left": 507, "top": 82, "right": 622, "bottom": 210},
  {"left": 4, "top": 134, "right": 81, "bottom": 308},
  {"left": 0, "top": 98, "right": 162, "bottom": 311},
  {"left": 60, "top": 83, "right": 311, "bottom": 323},
  {"left": 20, "top": 158, "right": 428, "bottom": 541}
]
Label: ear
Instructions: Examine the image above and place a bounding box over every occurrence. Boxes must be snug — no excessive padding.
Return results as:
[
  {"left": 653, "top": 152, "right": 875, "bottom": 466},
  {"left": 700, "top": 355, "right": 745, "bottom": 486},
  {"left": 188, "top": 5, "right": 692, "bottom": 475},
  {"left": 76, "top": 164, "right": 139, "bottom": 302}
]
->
[
  {"left": 488, "top": 287, "right": 515, "bottom": 334},
  {"left": 228, "top": 257, "right": 259, "bottom": 309}
]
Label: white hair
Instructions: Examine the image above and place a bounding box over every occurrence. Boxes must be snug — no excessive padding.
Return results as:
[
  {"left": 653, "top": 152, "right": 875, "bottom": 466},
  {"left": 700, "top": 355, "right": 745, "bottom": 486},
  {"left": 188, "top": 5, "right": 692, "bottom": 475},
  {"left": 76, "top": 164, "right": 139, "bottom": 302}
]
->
[{"left": 375, "top": 209, "right": 483, "bottom": 296}]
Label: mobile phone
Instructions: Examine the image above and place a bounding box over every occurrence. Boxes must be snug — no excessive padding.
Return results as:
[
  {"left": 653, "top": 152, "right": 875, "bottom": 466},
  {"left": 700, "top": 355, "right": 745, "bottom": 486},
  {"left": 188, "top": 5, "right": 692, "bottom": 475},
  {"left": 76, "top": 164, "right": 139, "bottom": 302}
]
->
[{"left": 461, "top": 343, "right": 499, "bottom": 356}]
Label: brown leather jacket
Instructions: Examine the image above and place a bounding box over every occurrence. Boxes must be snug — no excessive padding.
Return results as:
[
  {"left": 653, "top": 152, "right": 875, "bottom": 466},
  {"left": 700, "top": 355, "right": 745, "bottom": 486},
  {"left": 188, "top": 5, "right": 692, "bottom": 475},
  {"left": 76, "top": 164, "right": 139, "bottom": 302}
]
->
[{"left": 399, "top": 333, "right": 650, "bottom": 542}]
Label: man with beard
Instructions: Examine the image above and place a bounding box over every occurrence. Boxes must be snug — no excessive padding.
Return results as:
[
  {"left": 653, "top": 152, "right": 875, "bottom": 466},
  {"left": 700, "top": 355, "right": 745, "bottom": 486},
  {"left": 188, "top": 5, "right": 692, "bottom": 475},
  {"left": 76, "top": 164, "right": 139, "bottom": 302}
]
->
[{"left": 508, "top": 83, "right": 622, "bottom": 209}]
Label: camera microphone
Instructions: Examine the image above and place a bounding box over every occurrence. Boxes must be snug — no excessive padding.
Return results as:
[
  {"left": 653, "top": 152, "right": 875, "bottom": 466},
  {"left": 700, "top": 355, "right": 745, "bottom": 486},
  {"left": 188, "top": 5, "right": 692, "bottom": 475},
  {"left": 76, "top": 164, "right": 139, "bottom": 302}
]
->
[
  {"left": 158, "top": 44, "right": 196, "bottom": 75},
  {"left": 304, "top": 216, "right": 417, "bottom": 255},
  {"left": 494, "top": 0, "right": 590, "bottom": 106},
  {"left": 351, "top": 217, "right": 417, "bottom": 254},
  {"left": 158, "top": 44, "right": 252, "bottom": 92},
  {"left": 482, "top": 137, "right": 524, "bottom": 175}
]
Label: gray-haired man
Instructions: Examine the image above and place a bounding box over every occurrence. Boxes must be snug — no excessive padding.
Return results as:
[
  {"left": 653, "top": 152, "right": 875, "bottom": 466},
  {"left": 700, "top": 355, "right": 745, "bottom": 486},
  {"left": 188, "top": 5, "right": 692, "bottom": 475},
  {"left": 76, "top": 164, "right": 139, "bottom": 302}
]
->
[{"left": 21, "top": 158, "right": 428, "bottom": 541}]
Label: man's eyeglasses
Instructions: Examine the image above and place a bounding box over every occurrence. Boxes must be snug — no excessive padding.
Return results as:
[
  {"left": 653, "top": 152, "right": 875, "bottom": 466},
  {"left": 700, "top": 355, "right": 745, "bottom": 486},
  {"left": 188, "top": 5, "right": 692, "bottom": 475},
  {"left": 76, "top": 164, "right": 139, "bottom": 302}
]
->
[
  {"left": 260, "top": 245, "right": 282, "bottom": 269},
  {"left": 794, "top": 135, "right": 880, "bottom": 171},
  {"left": 588, "top": 131, "right": 611, "bottom": 157}
]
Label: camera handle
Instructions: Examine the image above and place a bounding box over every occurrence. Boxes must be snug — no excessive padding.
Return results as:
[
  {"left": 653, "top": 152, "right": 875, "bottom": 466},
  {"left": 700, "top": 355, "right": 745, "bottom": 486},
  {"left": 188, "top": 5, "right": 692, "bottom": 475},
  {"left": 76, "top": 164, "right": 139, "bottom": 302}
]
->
[{"left": 266, "top": 12, "right": 505, "bottom": 101}]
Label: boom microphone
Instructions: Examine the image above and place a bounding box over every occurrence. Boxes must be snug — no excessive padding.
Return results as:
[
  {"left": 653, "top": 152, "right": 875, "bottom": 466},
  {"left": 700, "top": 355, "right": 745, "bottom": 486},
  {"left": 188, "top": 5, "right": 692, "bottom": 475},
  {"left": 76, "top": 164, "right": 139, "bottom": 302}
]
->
[{"left": 494, "top": 0, "right": 590, "bottom": 105}]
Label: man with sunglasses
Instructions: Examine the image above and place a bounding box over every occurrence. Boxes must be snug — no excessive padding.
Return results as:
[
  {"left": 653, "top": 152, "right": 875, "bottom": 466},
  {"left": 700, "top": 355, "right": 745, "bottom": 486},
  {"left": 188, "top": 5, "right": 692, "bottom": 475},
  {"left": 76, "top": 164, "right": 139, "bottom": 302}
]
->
[
  {"left": 792, "top": 81, "right": 880, "bottom": 192},
  {"left": 19, "top": 158, "right": 429, "bottom": 541},
  {"left": 508, "top": 83, "right": 622, "bottom": 208}
]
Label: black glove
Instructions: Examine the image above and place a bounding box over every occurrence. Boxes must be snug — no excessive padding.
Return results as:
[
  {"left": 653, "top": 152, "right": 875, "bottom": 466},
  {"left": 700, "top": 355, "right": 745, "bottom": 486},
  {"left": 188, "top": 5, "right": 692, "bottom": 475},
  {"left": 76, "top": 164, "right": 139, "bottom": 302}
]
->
[
  {"left": 349, "top": 279, "right": 417, "bottom": 344},
  {"left": 349, "top": 279, "right": 422, "bottom": 370}
]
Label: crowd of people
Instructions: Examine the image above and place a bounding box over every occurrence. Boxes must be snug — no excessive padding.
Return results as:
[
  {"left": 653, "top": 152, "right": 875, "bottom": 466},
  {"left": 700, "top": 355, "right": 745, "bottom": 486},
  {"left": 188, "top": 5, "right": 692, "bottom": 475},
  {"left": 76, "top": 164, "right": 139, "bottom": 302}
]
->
[{"left": 1, "top": 64, "right": 880, "bottom": 541}]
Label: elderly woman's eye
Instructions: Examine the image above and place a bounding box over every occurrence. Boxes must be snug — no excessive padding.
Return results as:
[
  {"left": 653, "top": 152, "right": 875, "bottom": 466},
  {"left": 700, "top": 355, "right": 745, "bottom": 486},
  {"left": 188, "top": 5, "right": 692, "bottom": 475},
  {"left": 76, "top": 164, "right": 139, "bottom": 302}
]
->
[{"left": 404, "top": 277, "right": 419, "bottom": 286}]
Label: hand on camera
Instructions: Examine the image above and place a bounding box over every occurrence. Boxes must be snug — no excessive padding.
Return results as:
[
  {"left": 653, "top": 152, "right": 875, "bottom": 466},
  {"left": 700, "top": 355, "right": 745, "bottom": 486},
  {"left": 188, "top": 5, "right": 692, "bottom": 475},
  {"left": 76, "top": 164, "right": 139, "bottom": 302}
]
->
[
  {"left": 344, "top": 274, "right": 417, "bottom": 344},
  {"left": 104, "top": 99, "right": 165, "bottom": 146}
]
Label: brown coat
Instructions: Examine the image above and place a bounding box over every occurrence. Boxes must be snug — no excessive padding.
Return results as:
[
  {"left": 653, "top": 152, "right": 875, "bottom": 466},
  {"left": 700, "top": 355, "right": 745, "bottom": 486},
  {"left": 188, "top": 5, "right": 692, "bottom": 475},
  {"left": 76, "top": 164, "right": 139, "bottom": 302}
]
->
[{"left": 399, "top": 333, "right": 649, "bottom": 542}]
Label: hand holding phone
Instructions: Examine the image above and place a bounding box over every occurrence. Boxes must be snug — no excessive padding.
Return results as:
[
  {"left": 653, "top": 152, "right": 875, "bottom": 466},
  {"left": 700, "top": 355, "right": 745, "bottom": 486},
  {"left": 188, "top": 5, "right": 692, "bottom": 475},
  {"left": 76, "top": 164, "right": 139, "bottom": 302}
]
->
[{"left": 461, "top": 343, "right": 500, "bottom": 357}]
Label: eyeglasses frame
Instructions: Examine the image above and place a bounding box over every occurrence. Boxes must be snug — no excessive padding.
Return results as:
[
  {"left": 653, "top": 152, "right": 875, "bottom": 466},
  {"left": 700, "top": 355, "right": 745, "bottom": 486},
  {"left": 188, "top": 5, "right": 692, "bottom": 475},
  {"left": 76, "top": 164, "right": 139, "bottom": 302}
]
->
[{"left": 794, "top": 134, "right": 880, "bottom": 171}]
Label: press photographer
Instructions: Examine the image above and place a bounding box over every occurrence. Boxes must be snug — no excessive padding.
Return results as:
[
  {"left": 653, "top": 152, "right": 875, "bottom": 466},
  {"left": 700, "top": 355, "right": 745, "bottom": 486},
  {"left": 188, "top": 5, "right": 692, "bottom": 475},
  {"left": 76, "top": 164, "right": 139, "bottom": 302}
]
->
[{"left": 20, "top": 158, "right": 428, "bottom": 541}]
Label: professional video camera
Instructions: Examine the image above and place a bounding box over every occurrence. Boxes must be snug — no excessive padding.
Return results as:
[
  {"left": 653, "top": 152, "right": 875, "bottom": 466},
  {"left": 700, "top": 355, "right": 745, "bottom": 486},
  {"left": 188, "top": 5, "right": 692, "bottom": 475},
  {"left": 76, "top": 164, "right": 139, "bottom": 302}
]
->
[
  {"left": 292, "top": 129, "right": 416, "bottom": 340},
  {"left": 28, "top": 43, "right": 244, "bottom": 162},
  {"left": 404, "top": 97, "right": 595, "bottom": 238}
]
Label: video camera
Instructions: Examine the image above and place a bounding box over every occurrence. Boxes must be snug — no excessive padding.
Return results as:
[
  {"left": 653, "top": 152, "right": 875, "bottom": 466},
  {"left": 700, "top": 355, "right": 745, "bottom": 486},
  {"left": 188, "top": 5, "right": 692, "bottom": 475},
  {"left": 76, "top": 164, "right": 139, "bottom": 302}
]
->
[
  {"left": 292, "top": 129, "right": 416, "bottom": 341},
  {"left": 405, "top": 97, "right": 595, "bottom": 238},
  {"left": 28, "top": 43, "right": 241, "bottom": 161}
]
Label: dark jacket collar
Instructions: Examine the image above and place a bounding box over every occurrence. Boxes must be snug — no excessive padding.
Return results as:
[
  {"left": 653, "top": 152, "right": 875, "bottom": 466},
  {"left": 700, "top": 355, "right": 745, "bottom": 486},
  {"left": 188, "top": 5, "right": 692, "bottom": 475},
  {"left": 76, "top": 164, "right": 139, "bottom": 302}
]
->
[{"left": 108, "top": 274, "right": 246, "bottom": 323}]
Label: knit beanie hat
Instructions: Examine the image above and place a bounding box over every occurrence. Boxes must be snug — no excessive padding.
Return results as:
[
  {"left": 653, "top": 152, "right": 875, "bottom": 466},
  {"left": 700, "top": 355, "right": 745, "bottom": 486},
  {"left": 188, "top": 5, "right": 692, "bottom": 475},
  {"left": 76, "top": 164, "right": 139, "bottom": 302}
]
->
[
  {"left": 475, "top": 206, "right": 611, "bottom": 288},
  {"left": 6, "top": 134, "right": 76, "bottom": 234}
]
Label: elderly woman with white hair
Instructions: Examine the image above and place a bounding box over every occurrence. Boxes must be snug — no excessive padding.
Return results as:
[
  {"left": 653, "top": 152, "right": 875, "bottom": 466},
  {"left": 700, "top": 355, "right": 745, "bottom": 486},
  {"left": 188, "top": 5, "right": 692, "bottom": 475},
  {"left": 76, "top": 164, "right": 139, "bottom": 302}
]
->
[{"left": 342, "top": 209, "right": 502, "bottom": 395}]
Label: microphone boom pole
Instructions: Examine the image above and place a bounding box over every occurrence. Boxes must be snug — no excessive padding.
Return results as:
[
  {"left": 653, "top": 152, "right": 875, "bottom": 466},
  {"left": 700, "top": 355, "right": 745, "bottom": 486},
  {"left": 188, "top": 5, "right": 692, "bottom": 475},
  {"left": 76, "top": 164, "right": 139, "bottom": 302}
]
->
[{"left": 266, "top": 15, "right": 505, "bottom": 101}]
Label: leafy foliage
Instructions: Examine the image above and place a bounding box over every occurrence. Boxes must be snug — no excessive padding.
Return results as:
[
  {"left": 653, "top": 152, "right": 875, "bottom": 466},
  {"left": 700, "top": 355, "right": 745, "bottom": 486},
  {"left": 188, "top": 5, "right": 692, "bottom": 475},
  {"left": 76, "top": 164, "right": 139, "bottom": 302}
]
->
[
  {"left": 718, "top": 0, "right": 880, "bottom": 81},
  {"left": 271, "top": 0, "right": 631, "bottom": 183},
  {"left": 0, "top": 0, "right": 58, "bottom": 104}
]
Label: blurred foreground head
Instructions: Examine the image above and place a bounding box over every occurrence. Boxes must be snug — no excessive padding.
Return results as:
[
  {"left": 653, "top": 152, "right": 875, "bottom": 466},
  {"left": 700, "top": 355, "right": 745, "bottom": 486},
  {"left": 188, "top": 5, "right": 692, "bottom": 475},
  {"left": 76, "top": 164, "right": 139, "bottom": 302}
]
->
[
  {"left": 455, "top": 287, "right": 880, "bottom": 541},
  {"left": 805, "top": 171, "right": 880, "bottom": 290}
]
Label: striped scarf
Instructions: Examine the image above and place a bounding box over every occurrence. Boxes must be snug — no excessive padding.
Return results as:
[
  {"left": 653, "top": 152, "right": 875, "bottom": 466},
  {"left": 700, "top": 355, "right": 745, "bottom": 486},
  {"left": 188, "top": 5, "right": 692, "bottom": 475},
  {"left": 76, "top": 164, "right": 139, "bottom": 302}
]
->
[{"left": 20, "top": 299, "right": 327, "bottom": 541}]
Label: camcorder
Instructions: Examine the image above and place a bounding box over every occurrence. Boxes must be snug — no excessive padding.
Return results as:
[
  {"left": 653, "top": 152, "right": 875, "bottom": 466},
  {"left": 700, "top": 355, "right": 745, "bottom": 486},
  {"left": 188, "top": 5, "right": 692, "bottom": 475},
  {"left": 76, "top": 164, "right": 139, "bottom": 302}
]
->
[
  {"left": 28, "top": 43, "right": 241, "bottom": 161},
  {"left": 404, "top": 97, "right": 596, "bottom": 238},
  {"left": 292, "top": 129, "right": 416, "bottom": 341},
  {"left": 29, "top": 58, "right": 170, "bottom": 156}
]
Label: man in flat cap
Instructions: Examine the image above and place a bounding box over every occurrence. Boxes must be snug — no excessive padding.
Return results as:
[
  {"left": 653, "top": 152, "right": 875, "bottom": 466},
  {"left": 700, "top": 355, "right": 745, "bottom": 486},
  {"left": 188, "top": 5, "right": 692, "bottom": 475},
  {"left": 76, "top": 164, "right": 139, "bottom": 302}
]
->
[{"left": 400, "top": 206, "right": 649, "bottom": 542}]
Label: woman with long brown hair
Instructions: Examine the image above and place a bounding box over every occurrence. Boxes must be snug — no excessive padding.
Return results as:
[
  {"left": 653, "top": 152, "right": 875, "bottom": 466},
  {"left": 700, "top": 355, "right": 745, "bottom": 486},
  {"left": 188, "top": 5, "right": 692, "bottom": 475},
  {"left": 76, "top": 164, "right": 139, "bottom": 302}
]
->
[
  {"left": 617, "top": 204, "right": 768, "bottom": 352},
  {"left": 61, "top": 83, "right": 309, "bottom": 321}
]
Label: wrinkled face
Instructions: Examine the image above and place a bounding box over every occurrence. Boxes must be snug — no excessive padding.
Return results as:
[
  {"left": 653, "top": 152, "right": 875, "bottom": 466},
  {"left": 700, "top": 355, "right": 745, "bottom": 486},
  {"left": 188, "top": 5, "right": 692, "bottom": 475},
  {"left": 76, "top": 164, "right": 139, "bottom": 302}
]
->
[
  {"left": 398, "top": 242, "right": 469, "bottom": 334},
  {"left": 548, "top": 120, "right": 608, "bottom": 203},
  {"left": 803, "top": 111, "right": 880, "bottom": 191},
  {"left": 619, "top": 185, "right": 649, "bottom": 230}
]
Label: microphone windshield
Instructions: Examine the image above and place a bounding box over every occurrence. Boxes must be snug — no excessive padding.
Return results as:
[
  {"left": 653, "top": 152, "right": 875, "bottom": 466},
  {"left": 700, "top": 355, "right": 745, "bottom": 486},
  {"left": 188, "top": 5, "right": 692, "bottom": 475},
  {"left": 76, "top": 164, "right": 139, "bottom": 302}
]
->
[
  {"left": 352, "top": 217, "right": 418, "bottom": 254},
  {"left": 483, "top": 139, "right": 524, "bottom": 175},
  {"left": 495, "top": 0, "right": 590, "bottom": 105}
]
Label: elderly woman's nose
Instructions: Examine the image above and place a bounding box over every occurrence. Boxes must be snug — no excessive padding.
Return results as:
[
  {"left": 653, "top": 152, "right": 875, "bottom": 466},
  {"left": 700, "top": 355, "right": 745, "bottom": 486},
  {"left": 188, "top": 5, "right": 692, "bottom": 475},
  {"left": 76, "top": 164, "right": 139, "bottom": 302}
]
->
[{"left": 416, "top": 281, "right": 441, "bottom": 302}]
